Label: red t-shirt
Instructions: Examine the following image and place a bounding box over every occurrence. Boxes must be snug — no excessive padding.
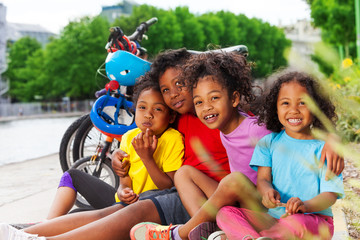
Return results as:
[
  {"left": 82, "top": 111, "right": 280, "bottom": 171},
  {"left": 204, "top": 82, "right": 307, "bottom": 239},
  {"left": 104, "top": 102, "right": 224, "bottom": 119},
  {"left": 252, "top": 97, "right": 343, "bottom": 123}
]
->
[{"left": 176, "top": 113, "right": 230, "bottom": 182}]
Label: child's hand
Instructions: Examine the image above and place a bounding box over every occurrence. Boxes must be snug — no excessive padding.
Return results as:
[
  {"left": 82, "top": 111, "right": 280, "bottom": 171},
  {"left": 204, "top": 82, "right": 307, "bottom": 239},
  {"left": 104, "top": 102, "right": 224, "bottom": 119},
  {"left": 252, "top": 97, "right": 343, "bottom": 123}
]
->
[
  {"left": 320, "top": 134, "right": 344, "bottom": 180},
  {"left": 262, "top": 189, "right": 281, "bottom": 208},
  {"left": 132, "top": 128, "right": 158, "bottom": 161},
  {"left": 111, "top": 149, "right": 130, "bottom": 177},
  {"left": 119, "top": 187, "right": 139, "bottom": 204},
  {"left": 281, "top": 197, "right": 306, "bottom": 218}
]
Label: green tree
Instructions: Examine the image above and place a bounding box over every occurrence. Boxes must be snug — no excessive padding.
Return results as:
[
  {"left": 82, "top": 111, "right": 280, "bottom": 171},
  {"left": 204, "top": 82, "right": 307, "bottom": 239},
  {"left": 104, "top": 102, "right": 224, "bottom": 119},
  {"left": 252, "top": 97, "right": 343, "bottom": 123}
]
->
[
  {"left": 216, "top": 11, "right": 240, "bottom": 47},
  {"left": 113, "top": 5, "right": 183, "bottom": 57},
  {"left": 112, "top": 4, "right": 158, "bottom": 40},
  {"left": 198, "top": 13, "right": 225, "bottom": 47},
  {"left": 4, "top": 37, "right": 42, "bottom": 101},
  {"left": 16, "top": 49, "right": 46, "bottom": 101},
  {"left": 310, "top": 0, "right": 355, "bottom": 57},
  {"left": 6, "top": 5, "right": 291, "bottom": 102},
  {"left": 235, "top": 15, "right": 291, "bottom": 78},
  {"left": 253, "top": 21, "right": 290, "bottom": 77},
  {"left": 40, "top": 16, "right": 110, "bottom": 100},
  {"left": 113, "top": 5, "right": 290, "bottom": 77},
  {"left": 173, "top": 7, "right": 205, "bottom": 50}
]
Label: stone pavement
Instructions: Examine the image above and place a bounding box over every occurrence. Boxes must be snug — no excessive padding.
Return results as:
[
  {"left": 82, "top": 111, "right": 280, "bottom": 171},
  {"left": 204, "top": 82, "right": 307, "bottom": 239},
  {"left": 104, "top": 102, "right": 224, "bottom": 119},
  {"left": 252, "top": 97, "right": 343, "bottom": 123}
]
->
[
  {"left": 0, "top": 154, "right": 350, "bottom": 239},
  {"left": 0, "top": 154, "right": 61, "bottom": 223}
]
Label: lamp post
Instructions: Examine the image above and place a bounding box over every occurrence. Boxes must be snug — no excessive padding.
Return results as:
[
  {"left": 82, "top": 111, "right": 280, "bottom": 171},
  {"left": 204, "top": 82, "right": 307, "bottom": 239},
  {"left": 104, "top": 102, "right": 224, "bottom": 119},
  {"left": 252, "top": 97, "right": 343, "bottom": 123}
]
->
[{"left": 356, "top": 0, "right": 360, "bottom": 62}]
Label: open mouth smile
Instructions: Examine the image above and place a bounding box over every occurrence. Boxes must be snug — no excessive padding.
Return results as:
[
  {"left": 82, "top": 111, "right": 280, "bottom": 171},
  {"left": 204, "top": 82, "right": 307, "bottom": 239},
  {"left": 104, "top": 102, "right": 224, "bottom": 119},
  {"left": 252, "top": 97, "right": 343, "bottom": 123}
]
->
[
  {"left": 204, "top": 114, "right": 219, "bottom": 121},
  {"left": 287, "top": 118, "right": 302, "bottom": 125}
]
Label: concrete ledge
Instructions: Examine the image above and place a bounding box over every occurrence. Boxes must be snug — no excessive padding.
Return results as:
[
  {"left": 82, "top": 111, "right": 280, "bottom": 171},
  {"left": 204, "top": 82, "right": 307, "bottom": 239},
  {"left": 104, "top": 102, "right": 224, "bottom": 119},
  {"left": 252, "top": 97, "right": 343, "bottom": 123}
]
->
[{"left": 332, "top": 200, "right": 349, "bottom": 239}]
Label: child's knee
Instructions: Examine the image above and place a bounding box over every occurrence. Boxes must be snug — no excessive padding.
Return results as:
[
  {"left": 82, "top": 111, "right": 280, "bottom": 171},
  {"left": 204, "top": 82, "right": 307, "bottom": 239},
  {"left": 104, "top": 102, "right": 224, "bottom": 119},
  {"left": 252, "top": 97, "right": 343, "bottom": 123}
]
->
[
  {"left": 58, "top": 171, "right": 76, "bottom": 191},
  {"left": 174, "top": 165, "right": 196, "bottom": 180},
  {"left": 219, "top": 172, "right": 254, "bottom": 195},
  {"left": 67, "top": 168, "right": 82, "bottom": 178}
]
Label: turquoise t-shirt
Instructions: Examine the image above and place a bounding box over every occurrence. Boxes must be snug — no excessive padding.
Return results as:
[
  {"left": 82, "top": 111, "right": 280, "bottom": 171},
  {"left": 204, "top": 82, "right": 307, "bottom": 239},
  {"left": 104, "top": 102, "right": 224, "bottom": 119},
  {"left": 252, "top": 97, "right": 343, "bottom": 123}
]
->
[{"left": 250, "top": 130, "right": 344, "bottom": 219}]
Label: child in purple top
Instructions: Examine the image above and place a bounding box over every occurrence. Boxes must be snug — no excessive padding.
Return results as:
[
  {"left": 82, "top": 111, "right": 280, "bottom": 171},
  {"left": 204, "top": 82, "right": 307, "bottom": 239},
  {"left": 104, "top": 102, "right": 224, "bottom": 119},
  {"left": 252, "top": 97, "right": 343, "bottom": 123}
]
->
[{"left": 220, "top": 112, "right": 271, "bottom": 184}]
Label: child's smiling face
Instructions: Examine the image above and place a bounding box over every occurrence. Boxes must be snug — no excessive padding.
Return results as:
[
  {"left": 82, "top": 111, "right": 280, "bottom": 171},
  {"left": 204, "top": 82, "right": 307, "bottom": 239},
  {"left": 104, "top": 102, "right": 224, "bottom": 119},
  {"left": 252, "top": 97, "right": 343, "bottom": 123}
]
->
[
  {"left": 276, "top": 81, "right": 314, "bottom": 139},
  {"left": 135, "top": 88, "right": 174, "bottom": 137},
  {"left": 192, "top": 76, "right": 241, "bottom": 134},
  {"left": 159, "top": 68, "right": 194, "bottom": 115}
]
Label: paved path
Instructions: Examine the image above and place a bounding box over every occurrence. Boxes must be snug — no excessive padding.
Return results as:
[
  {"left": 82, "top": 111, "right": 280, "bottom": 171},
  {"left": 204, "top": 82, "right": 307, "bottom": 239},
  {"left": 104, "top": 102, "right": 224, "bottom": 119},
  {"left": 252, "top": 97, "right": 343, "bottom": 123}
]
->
[
  {"left": 0, "top": 154, "right": 61, "bottom": 223},
  {"left": 0, "top": 153, "right": 349, "bottom": 239}
]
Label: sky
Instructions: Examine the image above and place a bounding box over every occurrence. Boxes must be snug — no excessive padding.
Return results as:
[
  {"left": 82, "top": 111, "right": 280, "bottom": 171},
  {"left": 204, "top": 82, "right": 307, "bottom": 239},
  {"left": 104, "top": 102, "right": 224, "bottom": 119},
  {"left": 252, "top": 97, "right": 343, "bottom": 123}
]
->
[{"left": 0, "top": 0, "right": 311, "bottom": 34}]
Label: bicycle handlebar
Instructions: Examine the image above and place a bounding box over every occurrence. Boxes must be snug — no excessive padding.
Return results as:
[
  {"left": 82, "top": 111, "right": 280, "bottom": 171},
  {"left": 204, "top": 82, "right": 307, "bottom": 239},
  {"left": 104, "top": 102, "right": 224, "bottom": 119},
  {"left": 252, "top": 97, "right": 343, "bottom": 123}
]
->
[
  {"left": 128, "top": 17, "right": 158, "bottom": 42},
  {"left": 188, "top": 45, "right": 249, "bottom": 58},
  {"left": 105, "top": 17, "right": 158, "bottom": 52},
  {"left": 95, "top": 89, "right": 107, "bottom": 98}
]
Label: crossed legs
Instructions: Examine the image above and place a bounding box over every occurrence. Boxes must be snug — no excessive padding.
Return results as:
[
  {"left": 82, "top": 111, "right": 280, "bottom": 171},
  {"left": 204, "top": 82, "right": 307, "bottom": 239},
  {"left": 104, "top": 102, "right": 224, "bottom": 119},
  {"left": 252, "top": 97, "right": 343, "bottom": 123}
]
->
[{"left": 175, "top": 167, "right": 262, "bottom": 239}]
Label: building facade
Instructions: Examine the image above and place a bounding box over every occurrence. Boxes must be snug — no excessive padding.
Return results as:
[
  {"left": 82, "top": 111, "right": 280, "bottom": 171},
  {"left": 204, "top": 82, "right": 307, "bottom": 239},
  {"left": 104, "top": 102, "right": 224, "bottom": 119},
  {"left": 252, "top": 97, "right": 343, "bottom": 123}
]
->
[
  {"left": 0, "top": 3, "right": 56, "bottom": 101},
  {"left": 6, "top": 23, "right": 56, "bottom": 46},
  {"left": 100, "top": 0, "right": 136, "bottom": 23},
  {"left": 0, "top": 3, "right": 8, "bottom": 101},
  {"left": 282, "top": 19, "right": 322, "bottom": 66}
]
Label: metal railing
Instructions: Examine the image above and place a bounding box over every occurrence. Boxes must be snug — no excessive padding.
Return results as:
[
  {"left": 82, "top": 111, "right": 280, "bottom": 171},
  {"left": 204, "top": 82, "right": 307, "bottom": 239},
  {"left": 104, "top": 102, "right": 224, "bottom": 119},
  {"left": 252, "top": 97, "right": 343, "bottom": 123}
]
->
[{"left": 0, "top": 100, "right": 94, "bottom": 118}]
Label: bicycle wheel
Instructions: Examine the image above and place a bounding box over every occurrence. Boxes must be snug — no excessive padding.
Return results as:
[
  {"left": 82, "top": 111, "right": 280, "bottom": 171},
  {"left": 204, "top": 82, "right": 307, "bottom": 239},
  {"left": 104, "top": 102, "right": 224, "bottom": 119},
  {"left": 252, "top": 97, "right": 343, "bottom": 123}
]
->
[
  {"left": 71, "top": 156, "right": 119, "bottom": 208},
  {"left": 72, "top": 115, "right": 120, "bottom": 161},
  {"left": 59, "top": 114, "right": 89, "bottom": 172}
]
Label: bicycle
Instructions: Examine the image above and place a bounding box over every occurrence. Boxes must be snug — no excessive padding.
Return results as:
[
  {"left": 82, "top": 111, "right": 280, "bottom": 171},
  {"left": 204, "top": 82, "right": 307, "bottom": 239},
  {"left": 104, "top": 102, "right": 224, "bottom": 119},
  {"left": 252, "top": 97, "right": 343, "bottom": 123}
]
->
[
  {"left": 59, "top": 114, "right": 92, "bottom": 172},
  {"left": 58, "top": 18, "right": 157, "bottom": 173},
  {"left": 66, "top": 18, "right": 157, "bottom": 207}
]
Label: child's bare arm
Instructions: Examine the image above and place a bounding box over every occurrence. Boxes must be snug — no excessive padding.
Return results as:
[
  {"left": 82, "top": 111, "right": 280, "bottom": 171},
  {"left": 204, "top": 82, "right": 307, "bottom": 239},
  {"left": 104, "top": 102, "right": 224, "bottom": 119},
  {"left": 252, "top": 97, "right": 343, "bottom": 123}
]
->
[
  {"left": 257, "top": 166, "right": 281, "bottom": 208},
  {"left": 117, "top": 175, "right": 139, "bottom": 204},
  {"left": 132, "top": 129, "right": 174, "bottom": 189},
  {"left": 319, "top": 134, "right": 344, "bottom": 180},
  {"left": 111, "top": 149, "right": 130, "bottom": 177},
  {"left": 284, "top": 192, "right": 337, "bottom": 216}
]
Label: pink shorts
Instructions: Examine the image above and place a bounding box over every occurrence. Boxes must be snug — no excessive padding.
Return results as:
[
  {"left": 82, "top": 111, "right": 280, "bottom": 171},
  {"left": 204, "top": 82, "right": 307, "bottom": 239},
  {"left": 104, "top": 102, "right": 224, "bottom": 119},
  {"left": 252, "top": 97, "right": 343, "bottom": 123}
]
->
[{"left": 216, "top": 206, "right": 334, "bottom": 240}]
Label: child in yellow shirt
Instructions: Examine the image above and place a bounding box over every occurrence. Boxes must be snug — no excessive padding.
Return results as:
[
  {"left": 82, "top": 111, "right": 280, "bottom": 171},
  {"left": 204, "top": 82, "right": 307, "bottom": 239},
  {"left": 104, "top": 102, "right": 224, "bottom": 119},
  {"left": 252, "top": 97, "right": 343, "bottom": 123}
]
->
[{"left": 115, "top": 73, "right": 184, "bottom": 204}]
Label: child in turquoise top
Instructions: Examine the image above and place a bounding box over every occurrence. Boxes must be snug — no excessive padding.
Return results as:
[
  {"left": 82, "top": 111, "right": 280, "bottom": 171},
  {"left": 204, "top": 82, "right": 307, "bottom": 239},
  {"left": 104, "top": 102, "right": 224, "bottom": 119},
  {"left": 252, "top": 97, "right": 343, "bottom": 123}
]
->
[{"left": 216, "top": 71, "right": 344, "bottom": 240}]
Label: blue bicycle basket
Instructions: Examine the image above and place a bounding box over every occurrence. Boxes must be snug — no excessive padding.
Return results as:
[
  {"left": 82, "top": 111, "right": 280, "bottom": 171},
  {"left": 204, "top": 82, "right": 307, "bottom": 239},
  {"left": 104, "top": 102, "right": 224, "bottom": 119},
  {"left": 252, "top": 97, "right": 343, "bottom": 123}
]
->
[
  {"left": 90, "top": 95, "right": 137, "bottom": 138},
  {"left": 105, "top": 50, "right": 151, "bottom": 86}
]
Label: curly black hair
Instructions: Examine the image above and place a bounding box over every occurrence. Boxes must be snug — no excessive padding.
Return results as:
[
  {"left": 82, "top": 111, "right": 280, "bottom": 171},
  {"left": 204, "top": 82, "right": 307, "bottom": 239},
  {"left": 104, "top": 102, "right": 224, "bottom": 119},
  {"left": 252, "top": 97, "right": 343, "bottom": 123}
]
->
[
  {"left": 181, "top": 51, "right": 255, "bottom": 107},
  {"left": 147, "top": 48, "right": 192, "bottom": 85},
  {"left": 257, "top": 71, "right": 337, "bottom": 132},
  {"left": 132, "top": 72, "right": 161, "bottom": 108}
]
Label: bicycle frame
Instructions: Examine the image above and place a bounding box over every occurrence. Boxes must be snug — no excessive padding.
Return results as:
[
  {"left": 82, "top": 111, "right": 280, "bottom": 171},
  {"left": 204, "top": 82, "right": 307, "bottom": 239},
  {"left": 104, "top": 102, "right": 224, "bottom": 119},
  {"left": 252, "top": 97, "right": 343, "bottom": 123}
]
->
[
  {"left": 75, "top": 19, "right": 157, "bottom": 191},
  {"left": 89, "top": 135, "right": 121, "bottom": 178}
]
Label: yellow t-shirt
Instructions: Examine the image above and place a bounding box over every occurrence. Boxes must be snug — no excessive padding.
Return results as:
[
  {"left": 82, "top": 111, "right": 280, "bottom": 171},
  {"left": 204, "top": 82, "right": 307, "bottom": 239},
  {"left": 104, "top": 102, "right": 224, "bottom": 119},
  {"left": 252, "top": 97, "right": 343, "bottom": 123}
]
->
[{"left": 119, "top": 127, "right": 184, "bottom": 196}]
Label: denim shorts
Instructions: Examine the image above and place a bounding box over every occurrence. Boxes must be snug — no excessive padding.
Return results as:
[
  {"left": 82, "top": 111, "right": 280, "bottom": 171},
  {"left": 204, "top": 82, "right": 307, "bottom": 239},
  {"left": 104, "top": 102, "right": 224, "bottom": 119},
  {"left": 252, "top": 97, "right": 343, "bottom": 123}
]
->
[{"left": 143, "top": 187, "right": 191, "bottom": 225}]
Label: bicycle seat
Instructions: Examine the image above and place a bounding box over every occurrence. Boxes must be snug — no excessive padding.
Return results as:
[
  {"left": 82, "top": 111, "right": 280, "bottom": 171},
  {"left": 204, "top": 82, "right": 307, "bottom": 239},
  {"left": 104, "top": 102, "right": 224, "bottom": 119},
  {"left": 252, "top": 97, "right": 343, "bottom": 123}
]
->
[
  {"left": 105, "top": 50, "right": 152, "bottom": 86},
  {"left": 188, "top": 45, "right": 249, "bottom": 57},
  {"left": 90, "top": 95, "right": 137, "bottom": 138}
]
